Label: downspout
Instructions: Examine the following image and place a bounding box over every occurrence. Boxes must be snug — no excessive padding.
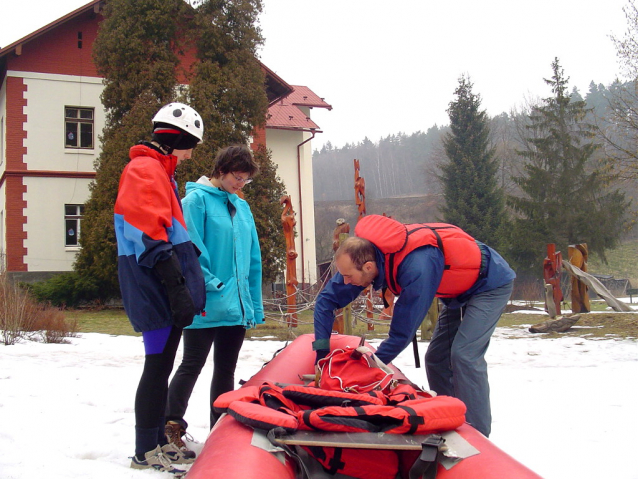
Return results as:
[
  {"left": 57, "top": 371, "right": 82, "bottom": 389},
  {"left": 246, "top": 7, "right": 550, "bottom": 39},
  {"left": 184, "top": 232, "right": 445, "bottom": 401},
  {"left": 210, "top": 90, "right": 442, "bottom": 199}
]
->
[{"left": 296, "top": 130, "right": 316, "bottom": 286}]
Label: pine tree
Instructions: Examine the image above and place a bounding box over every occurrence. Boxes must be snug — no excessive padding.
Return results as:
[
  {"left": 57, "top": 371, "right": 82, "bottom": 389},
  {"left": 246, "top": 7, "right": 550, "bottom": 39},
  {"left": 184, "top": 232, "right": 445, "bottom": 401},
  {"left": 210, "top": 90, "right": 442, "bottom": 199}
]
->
[
  {"left": 243, "top": 146, "right": 287, "bottom": 283},
  {"left": 75, "top": 0, "right": 187, "bottom": 300},
  {"left": 75, "top": 0, "right": 277, "bottom": 300},
  {"left": 507, "top": 58, "right": 629, "bottom": 275},
  {"left": 178, "top": 0, "right": 269, "bottom": 189},
  {"left": 440, "top": 75, "right": 506, "bottom": 248}
]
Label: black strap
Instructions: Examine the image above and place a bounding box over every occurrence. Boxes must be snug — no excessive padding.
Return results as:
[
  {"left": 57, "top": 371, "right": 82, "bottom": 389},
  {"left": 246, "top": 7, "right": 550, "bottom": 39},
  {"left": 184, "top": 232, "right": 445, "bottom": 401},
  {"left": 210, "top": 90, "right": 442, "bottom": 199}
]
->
[
  {"left": 396, "top": 405, "right": 424, "bottom": 435},
  {"left": 412, "top": 334, "right": 420, "bottom": 368},
  {"left": 408, "top": 434, "right": 445, "bottom": 479},
  {"left": 388, "top": 224, "right": 453, "bottom": 294},
  {"left": 326, "top": 448, "right": 346, "bottom": 475},
  {"left": 267, "top": 428, "right": 312, "bottom": 479}
]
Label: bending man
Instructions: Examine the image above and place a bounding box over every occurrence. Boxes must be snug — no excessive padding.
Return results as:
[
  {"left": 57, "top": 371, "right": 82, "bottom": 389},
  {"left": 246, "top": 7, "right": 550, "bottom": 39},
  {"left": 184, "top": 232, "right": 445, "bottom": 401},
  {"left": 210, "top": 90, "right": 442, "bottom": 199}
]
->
[{"left": 313, "top": 214, "right": 515, "bottom": 437}]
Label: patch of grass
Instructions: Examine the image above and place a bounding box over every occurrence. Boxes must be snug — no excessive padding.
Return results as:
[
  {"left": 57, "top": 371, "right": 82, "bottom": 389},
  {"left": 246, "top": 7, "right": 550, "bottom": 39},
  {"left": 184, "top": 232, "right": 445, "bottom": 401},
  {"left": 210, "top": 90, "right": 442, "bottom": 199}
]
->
[
  {"left": 587, "top": 238, "right": 638, "bottom": 284},
  {"left": 65, "top": 308, "right": 139, "bottom": 336},
  {"left": 499, "top": 311, "right": 638, "bottom": 340},
  {"left": 64, "top": 307, "right": 392, "bottom": 341},
  {"left": 64, "top": 301, "right": 638, "bottom": 342},
  {"left": 248, "top": 309, "right": 391, "bottom": 341}
]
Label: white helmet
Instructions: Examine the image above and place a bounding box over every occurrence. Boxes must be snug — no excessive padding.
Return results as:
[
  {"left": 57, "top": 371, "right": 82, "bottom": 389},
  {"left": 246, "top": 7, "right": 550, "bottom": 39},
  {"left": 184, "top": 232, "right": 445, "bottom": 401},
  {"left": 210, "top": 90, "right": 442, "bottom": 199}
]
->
[{"left": 152, "top": 102, "right": 204, "bottom": 143}]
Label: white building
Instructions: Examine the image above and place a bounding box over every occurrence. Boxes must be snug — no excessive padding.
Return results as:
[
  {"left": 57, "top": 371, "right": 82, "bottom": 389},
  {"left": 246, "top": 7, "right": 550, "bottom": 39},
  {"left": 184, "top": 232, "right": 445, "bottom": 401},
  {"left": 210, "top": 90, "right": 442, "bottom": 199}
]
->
[{"left": 0, "top": 0, "right": 330, "bottom": 287}]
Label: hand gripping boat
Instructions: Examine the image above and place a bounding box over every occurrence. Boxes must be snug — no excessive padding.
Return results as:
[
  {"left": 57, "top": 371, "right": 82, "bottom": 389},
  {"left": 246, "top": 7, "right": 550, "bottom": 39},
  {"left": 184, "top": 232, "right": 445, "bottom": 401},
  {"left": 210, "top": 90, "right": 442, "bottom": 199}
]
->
[{"left": 186, "top": 334, "right": 542, "bottom": 479}]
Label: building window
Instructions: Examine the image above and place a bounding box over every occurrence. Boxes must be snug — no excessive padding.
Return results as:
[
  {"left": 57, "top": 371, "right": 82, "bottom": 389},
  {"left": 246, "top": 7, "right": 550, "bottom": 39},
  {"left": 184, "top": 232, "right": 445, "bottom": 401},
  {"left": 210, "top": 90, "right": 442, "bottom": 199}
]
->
[
  {"left": 65, "top": 107, "right": 94, "bottom": 149},
  {"left": 65, "top": 204, "right": 84, "bottom": 247}
]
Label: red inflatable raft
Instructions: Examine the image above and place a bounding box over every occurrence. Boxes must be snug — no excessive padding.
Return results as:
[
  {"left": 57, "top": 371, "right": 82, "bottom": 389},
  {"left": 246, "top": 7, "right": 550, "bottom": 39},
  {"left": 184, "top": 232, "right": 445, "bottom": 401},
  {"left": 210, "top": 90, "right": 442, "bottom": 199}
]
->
[{"left": 186, "top": 334, "right": 542, "bottom": 479}]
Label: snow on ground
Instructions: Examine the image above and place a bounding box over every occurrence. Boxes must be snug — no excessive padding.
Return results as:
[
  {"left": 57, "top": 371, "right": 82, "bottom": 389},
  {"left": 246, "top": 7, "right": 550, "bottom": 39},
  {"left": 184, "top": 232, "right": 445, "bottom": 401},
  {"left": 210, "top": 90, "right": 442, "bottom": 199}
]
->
[{"left": 0, "top": 316, "right": 636, "bottom": 478}]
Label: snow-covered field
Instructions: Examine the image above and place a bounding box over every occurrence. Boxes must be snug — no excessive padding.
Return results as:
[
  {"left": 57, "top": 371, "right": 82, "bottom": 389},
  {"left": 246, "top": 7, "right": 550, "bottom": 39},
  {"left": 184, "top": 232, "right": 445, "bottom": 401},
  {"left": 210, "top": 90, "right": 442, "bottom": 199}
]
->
[{"left": 0, "top": 314, "right": 636, "bottom": 478}]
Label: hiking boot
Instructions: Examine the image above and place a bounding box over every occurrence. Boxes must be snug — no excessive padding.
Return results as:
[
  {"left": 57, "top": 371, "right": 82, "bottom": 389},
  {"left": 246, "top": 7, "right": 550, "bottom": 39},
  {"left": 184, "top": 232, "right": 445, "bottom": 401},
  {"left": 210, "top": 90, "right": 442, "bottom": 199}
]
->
[
  {"left": 165, "top": 421, "right": 196, "bottom": 460},
  {"left": 130, "top": 445, "right": 186, "bottom": 476},
  {"left": 161, "top": 443, "right": 195, "bottom": 464}
]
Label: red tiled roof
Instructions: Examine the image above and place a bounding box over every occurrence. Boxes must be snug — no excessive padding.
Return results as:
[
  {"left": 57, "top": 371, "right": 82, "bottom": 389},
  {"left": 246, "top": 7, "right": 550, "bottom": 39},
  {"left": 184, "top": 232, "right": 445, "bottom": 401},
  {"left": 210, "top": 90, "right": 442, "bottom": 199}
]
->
[
  {"left": 266, "top": 85, "right": 331, "bottom": 131},
  {"left": 287, "top": 85, "right": 332, "bottom": 110},
  {"left": 267, "top": 103, "right": 320, "bottom": 131}
]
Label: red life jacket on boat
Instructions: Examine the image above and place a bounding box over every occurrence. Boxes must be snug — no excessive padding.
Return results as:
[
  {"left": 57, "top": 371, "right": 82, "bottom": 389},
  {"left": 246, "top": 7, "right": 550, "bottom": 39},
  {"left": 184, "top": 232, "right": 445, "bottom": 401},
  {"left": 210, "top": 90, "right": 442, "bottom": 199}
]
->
[
  {"left": 354, "top": 215, "right": 483, "bottom": 297},
  {"left": 297, "top": 396, "right": 466, "bottom": 435},
  {"left": 216, "top": 381, "right": 465, "bottom": 435},
  {"left": 215, "top": 380, "right": 463, "bottom": 479}
]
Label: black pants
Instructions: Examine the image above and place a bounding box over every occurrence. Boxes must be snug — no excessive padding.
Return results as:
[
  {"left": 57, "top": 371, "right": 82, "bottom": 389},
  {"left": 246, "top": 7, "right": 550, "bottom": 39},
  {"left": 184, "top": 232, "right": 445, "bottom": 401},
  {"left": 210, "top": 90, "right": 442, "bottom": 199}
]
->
[
  {"left": 135, "top": 326, "right": 182, "bottom": 456},
  {"left": 166, "top": 326, "right": 246, "bottom": 429}
]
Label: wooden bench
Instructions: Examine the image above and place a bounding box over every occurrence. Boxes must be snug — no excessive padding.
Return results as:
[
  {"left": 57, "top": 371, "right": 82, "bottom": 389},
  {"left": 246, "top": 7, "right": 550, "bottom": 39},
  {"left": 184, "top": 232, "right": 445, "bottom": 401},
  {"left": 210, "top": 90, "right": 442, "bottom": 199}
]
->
[{"left": 627, "top": 288, "right": 638, "bottom": 303}]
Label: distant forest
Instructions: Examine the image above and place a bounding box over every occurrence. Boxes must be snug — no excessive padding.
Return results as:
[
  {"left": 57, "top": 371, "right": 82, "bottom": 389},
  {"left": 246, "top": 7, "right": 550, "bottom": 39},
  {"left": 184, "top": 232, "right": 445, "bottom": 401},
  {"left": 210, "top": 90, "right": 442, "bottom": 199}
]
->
[{"left": 311, "top": 80, "right": 638, "bottom": 262}]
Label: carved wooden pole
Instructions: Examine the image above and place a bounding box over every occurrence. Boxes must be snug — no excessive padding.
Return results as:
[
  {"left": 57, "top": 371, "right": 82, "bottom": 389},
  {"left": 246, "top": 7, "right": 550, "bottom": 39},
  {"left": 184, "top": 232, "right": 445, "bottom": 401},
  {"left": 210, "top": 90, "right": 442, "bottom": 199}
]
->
[
  {"left": 333, "top": 231, "right": 350, "bottom": 334},
  {"left": 332, "top": 218, "right": 350, "bottom": 253},
  {"left": 280, "top": 196, "right": 298, "bottom": 327},
  {"left": 569, "top": 243, "right": 590, "bottom": 313},
  {"left": 354, "top": 158, "right": 366, "bottom": 220},
  {"left": 543, "top": 243, "right": 563, "bottom": 318},
  {"left": 354, "top": 158, "right": 374, "bottom": 330}
]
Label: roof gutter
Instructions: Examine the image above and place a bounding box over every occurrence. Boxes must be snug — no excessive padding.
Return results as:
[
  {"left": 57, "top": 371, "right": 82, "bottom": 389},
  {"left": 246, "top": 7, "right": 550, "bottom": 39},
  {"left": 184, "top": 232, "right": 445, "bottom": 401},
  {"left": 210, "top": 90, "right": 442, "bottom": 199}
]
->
[
  {"left": 296, "top": 130, "right": 316, "bottom": 285},
  {"left": 267, "top": 126, "right": 323, "bottom": 133}
]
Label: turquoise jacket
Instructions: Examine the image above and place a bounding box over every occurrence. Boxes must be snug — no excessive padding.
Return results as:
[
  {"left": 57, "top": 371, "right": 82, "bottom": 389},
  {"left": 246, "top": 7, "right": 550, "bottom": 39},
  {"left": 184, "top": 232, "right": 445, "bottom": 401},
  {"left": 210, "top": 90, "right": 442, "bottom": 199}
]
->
[{"left": 182, "top": 176, "right": 264, "bottom": 329}]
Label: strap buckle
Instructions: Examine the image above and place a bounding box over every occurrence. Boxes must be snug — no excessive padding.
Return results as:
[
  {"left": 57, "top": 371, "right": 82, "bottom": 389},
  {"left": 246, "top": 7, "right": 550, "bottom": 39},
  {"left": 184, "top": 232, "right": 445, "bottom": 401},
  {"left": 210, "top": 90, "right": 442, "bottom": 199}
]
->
[{"left": 419, "top": 434, "right": 445, "bottom": 463}]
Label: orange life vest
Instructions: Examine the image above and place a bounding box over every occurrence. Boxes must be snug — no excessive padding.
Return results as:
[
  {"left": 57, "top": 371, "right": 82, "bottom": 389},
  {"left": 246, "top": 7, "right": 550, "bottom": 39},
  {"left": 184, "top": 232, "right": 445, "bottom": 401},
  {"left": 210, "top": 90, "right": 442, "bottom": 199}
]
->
[
  {"left": 354, "top": 215, "right": 483, "bottom": 298},
  {"left": 215, "top": 380, "right": 463, "bottom": 479},
  {"left": 297, "top": 396, "right": 466, "bottom": 435}
]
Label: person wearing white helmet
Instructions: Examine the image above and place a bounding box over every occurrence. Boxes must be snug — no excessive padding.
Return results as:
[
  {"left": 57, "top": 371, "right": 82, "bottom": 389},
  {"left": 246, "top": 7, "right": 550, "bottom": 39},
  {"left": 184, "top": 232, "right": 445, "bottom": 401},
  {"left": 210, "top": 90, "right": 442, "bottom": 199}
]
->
[
  {"left": 114, "top": 102, "right": 206, "bottom": 475},
  {"left": 151, "top": 102, "right": 204, "bottom": 155}
]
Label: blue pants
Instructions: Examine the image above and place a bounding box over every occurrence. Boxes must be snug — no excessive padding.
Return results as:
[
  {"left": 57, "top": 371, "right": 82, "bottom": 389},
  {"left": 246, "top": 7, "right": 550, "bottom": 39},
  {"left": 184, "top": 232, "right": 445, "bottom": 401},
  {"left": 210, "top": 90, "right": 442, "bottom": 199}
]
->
[{"left": 424, "top": 281, "right": 513, "bottom": 437}]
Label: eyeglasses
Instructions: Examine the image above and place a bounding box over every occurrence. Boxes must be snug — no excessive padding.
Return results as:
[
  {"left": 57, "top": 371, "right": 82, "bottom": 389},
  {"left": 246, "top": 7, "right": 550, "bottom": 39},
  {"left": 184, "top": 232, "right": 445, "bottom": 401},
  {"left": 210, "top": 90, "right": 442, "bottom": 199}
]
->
[{"left": 231, "top": 173, "right": 253, "bottom": 184}]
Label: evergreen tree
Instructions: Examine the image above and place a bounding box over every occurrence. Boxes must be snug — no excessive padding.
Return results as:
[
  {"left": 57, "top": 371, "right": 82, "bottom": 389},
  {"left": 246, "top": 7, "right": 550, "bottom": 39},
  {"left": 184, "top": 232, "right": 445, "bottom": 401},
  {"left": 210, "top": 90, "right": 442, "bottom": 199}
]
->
[
  {"left": 75, "top": 0, "right": 276, "bottom": 300},
  {"left": 76, "top": 0, "right": 187, "bottom": 300},
  {"left": 178, "top": 0, "right": 269, "bottom": 189},
  {"left": 507, "top": 58, "right": 629, "bottom": 275},
  {"left": 243, "top": 145, "right": 287, "bottom": 283},
  {"left": 606, "top": 0, "right": 638, "bottom": 179},
  {"left": 440, "top": 75, "right": 506, "bottom": 248}
]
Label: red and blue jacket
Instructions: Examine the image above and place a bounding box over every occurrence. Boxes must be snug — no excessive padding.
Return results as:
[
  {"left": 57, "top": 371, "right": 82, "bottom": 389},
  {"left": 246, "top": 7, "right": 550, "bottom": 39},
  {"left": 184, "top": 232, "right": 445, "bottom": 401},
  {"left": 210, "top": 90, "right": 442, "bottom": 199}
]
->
[{"left": 114, "top": 143, "right": 205, "bottom": 332}]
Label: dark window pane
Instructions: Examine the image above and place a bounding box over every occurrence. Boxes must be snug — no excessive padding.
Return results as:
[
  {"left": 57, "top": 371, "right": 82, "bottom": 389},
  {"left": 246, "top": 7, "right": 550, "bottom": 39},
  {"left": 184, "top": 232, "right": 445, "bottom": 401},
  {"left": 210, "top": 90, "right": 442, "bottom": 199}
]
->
[
  {"left": 66, "top": 108, "right": 78, "bottom": 119},
  {"left": 65, "top": 219, "right": 78, "bottom": 246},
  {"left": 80, "top": 123, "right": 93, "bottom": 148},
  {"left": 80, "top": 109, "right": 93, "bottom": 119},
  {"left": 79, "top": 205, "right": 85, "bottom": 214},
  {"left": 65, "top": 205, "right": 75, "bottom": 216},
  {"left": 65, "top": 123, "right": 78, "bottom": 147}
]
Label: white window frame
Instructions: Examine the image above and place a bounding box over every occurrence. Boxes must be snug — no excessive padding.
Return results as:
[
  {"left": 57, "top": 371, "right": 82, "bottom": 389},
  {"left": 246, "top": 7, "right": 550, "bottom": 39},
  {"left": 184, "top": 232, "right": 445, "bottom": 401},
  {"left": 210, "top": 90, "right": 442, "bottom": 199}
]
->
[
  {"left": 65, "top": 204, "right": 85, "bottom": 248},
  {"left": 65, "top": 107, "right": 94, "bottom": 149}
]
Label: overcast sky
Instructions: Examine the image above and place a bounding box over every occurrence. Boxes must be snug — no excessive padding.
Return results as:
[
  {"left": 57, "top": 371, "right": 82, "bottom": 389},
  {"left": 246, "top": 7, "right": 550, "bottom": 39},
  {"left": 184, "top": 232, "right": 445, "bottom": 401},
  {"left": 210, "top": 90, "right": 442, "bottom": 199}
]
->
[{"left": 1, "top": 0, "right": 632, "bottom": 150}]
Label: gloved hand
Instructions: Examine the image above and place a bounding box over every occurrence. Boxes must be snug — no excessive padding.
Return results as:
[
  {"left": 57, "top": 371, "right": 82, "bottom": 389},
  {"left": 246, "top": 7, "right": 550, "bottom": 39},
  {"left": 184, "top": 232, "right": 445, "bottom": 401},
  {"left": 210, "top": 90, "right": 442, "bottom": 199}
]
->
[{"left": 153, "top": 254, "right": 197, "bottom": 328}]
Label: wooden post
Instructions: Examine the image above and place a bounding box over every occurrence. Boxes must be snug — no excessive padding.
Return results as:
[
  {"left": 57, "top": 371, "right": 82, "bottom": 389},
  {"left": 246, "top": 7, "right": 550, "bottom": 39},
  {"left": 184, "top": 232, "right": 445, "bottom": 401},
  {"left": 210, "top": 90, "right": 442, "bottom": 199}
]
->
[
  {"left": 420, "top": 299, "right": 439, "bottom": 341},
  {"left": 354, "top": 159, "right": 366, "bottom": 220},
  {"left": 365, "top": 286, "right": 375, "bottom": 331},
  {"left": 543, "top": 243, "right": 563, "bottom": 318},
  {"left": 344, "top": 302, "right": 353, "bottom": 335},
  {"left": 569, "top": 243, "right": 590, "bottom": 313},
  {"left": 280, "top": 196, "right": 298, "bottom": 327},
  {"left": 333, "top": 231, "right": 350, "bottom": 334},
  {"left": 380, "top": 288, "right": 395, "bottom": 320},
  {"left": 353, "top": 158, "right": 370, "bottom": 330}
]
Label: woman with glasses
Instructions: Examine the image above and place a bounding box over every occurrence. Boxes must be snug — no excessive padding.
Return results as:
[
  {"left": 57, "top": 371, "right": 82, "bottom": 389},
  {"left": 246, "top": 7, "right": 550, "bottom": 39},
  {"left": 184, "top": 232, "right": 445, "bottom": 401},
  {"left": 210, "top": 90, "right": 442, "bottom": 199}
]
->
[{"left": 164, "top": 145, "right": 264, "bottom": 455}]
